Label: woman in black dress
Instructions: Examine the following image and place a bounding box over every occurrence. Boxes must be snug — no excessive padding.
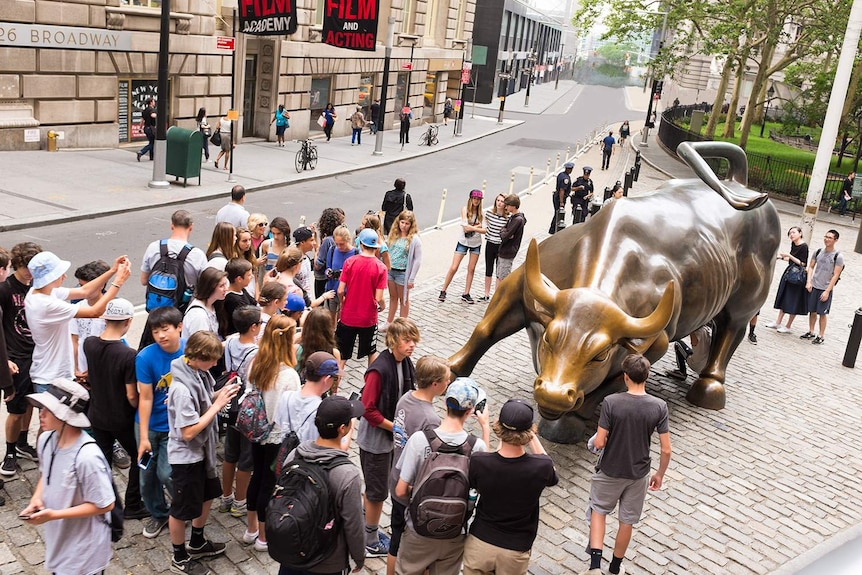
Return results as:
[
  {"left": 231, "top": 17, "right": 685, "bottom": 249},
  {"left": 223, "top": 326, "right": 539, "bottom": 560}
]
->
[{"left": 765, "top": 226, "right": 809, "bottom": 333}]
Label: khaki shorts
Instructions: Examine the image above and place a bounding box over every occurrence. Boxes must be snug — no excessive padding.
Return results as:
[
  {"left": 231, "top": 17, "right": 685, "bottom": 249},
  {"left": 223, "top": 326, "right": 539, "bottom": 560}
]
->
[
  {"left": 395, "top": 526, "right": 465, "bottom": 575},
  {"left": 587, "top": 470, "right": 649, "bottom": 525},
  {"left": 462, "top": 534, "right": 531, "bottom": 575}
]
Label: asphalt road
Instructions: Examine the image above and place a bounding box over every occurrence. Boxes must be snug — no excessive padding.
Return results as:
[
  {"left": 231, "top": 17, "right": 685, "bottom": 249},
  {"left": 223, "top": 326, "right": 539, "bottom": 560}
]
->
[{"left": 0, "top": 84, "right": 631, "bottom": 306}]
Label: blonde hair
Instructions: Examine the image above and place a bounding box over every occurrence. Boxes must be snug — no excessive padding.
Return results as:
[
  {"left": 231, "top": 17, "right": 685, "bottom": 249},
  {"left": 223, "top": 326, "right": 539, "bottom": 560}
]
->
[
  {"left": 275, "top": 246, "right": 304, "bottom": 272},
  {"left": 332, "top": 224, "right": 352, "bottom": 242},
  {"left": 385, "top": 317, "right": 420, "bottom": 349},
  {"left": 415, "top": 355, "right": 449, "bottom": 389},
  {"left": 249, "top": 314, "right": 296, "bottom": 392},
  {"left": 387, "top": 210, "right": 419, "bottom": 246},
  {"left": 247, "top": 213, "right": 268, "bottom": 232}
]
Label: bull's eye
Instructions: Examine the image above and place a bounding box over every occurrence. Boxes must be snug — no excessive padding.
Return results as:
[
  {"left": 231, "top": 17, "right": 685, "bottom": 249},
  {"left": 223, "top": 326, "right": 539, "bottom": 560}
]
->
[{"left": 593, "top": 348, "right": 610, "bottom": 362}]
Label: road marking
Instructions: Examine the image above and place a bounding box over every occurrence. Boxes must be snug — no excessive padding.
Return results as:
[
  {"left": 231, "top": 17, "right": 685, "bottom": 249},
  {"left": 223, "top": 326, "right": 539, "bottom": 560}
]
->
[
  {"left": 0, "top": 188, "right": 74, "bottom": 210},
  {"left": 563, "top": 86, "right": 584, "bottom": 115}
]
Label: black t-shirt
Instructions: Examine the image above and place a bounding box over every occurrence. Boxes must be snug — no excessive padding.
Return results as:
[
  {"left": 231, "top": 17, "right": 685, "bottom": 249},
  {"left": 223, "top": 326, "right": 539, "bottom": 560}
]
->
[
  {"left": 468, "top": 452, "right": 558, "bottom": 552},
  {"left": 0, "top": 275, "right": 34, "bottom": 359},
  {"left": 143, "top": 105, "right": 157, "bottom": 129},
  {"left": 83, "top": 337, "right": 137, "bottom": 431},
  {"left": 224, "top": 289, "right": 258, "bottom": 336},
  {"left": 381, "top": 189, "right": 414, "bottom": 234}
]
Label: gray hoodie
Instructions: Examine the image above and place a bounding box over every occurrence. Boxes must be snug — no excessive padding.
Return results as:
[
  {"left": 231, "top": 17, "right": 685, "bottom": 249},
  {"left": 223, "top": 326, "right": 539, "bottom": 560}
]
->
[{"left": 291, "top": 441, "right": 365, "bottom": 573}]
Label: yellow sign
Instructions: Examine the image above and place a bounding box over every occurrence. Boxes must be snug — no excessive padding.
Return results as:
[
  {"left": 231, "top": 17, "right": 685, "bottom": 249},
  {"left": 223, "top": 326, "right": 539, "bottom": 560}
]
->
[{"left": 227, "top": 109, "right": 239, "bottom": 121}]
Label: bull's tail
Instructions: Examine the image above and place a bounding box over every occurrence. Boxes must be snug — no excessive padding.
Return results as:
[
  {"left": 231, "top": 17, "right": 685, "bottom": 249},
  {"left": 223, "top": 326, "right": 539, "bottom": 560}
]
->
[{"left": 677, "top": 141, "right": 768, "bottom": 211}]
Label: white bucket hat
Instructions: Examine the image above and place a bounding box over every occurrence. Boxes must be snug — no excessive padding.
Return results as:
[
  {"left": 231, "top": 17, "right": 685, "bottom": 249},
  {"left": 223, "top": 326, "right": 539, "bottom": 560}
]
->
[{"left": 27, "top": 379, "right": 91, "bottom": 428}]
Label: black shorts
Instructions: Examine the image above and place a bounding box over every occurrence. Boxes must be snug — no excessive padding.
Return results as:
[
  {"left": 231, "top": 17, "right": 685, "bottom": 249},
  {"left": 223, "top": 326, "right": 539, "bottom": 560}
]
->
[
  {"left": 223, "top": 426, "right": 254, "bottom": 471},
  {"left": 359, "top": 449, "right": 393, "bottom": 502},
  {"left": 389, "top": 498, "right": 407, "bottom": 556},
  {"left": 170, "top": 461, "right": 222, "bottom": 521},
  {"left": 336, "top": 322, "right": 378, "bottom": 361},
  {"left": 6, "top": 356, "right": 33, "bottom": 415}
]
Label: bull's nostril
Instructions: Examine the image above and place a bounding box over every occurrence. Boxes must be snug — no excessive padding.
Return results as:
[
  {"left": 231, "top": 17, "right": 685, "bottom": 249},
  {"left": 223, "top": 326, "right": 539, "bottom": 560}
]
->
[{"left": 571, "top": 392, "right": 584, "bottom": 411}]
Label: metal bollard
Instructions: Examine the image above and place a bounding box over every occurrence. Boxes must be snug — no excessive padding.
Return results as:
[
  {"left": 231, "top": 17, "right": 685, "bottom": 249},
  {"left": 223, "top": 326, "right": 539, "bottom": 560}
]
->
[
  {"left": 566, "top": 146, "right": 570, "bottom": 160},
  {"left": 546, "top": 158, "right": 551, "bottom": 181},
  {"left": 556, "top": 202, "right": 566, "bottom": 232},
  {"left": 435, "top": 188, "right": 448, "bottom": 229},
  {"left": 555, "top": 153, "right": 560, "bottom": 172},
  {"left": 624, "top": 169, "right": 633, "bottom": 193},
  {"left": 634, "top": 156, "right": 641, "bottom": 181},
  {"left": 574, "top": 204, "right": 583, "bottom": 224},
  {"left": 843, "top": 308, "right": 862, "bottom": 368},
  {"left": 481, "top": 180, "right": 487, "bottom": 193},
  {"left": 508, "top": 172, "right": 515, "bottom": 195},
  {"left": 527, "top": 166, "right": 534, "bottom": 194}
]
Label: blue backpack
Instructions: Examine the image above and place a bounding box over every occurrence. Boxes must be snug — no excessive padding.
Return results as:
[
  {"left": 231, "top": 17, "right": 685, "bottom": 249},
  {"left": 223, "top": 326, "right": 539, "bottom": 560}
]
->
[{"left": 145, "top": 240, "right": 193, "bottom": 312}]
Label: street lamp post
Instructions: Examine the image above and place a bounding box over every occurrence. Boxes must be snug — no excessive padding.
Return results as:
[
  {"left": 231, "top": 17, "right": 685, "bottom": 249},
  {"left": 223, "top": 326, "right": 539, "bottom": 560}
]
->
[
  {"left": 760, "top": 85, "right": 775, "bottom": 138},
  {"left": 639, "top": 11, "right": 669, "bottom": 147},
  {"left": 373, "top": 17, "right": 396, "bottom": 156},
  {"left": 524, "top": 51, "right": 536, "bottom": 107}
]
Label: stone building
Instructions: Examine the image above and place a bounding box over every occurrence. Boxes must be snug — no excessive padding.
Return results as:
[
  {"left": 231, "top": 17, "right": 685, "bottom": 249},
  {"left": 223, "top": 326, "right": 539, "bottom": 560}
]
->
[{"left": 0, "top": 0, "right": 474, "bottom": 151}]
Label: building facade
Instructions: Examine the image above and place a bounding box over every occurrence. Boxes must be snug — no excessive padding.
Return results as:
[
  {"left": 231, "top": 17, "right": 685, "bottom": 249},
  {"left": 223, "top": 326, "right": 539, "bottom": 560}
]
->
[
  {"left": 0, "top": 0, "right": 473, "bottom": 150},
  {"left": 470, "top": 0, "right": 563, "bottom": 105}
]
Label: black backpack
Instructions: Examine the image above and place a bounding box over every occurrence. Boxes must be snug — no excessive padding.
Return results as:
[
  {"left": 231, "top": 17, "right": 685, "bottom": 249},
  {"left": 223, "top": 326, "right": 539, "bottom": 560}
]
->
[
  {"left": 214, "top": 345, "right": 257, "bottom": 425},
  {"left": 814, "top": 248, "right": 844, "bottom": 284},
  {"left": 265, "top": 454, "right": 352, "bottom": 569},
  {"left": 408, "top": 430, "right": 477, "bottom": 539},
  {"left": 61, "top": 435, "right": 124, "bottom": 543},
  {"left": 145, "top": 240, "right": 193, "bottom": 312}
]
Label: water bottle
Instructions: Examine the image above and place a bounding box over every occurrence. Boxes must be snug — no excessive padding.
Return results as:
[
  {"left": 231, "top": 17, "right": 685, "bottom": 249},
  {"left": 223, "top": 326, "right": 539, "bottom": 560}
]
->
[{"left": 467, "top": 488, "right": 478, "bottom": 517}]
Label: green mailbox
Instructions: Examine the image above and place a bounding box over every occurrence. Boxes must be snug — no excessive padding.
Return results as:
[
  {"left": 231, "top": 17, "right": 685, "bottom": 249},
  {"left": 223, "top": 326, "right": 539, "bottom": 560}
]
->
[{"left": 166, "top": 126, "right": 203, "bottom": 187}]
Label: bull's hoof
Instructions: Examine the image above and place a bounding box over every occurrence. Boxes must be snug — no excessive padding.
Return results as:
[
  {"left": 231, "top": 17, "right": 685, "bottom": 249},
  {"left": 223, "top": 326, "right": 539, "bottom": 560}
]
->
[
  {"left": 686, "top": 377, "right": 726, "bottom": 410},
  {"left": 538, "top": 411, "right": 587, "bottom": 444}
]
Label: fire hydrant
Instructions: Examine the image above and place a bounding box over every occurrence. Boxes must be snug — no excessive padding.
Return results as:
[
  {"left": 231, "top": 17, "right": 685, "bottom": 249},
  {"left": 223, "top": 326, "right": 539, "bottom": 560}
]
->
[{"left": 47, "top": 131, "right": 58, "bottom": 152}]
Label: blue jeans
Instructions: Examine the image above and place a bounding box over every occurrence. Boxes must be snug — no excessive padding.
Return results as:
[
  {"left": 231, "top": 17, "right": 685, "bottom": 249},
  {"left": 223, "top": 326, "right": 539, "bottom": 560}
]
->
[
  {"left": 135, "top": 423, "right": 173, "bottom": 520},
  {"left": 352, "top": 127, "right": 362, "bottom": 144}
]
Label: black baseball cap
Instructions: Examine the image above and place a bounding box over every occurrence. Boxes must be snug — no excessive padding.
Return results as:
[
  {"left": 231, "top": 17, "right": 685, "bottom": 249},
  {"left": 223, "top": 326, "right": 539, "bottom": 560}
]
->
[
  {"left": 315, "top": 395, "right": 365, "bottom": 430},
  {"left": 293, "top": 226, "right": 314, "bottom": 243},
  {"left": 499, "top": 399, "right": 534, "bottom": 431}
]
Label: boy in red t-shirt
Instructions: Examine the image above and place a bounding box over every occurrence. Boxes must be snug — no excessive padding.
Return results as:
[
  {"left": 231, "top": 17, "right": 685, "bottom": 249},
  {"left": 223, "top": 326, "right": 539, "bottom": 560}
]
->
[{"left": 336, "top": 228, "right": 388, "bottom": 373}]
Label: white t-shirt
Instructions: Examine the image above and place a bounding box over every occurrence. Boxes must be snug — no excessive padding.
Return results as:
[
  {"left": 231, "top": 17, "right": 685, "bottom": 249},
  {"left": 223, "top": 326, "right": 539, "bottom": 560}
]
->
[
  {"left": 25, "top": 287, "right": 80, "bottom": 385},
  {"left": 140, "top": 239, "right": 208, "bottom": 290},
  {"left": 182, "top": 300, "right": 220, "bottom": 340},
  {"left": 71, "top": 317, "right": 106, "bottom": 373},
  {"left": 215, "top": 202, "right": 250, "bottom": 229}
]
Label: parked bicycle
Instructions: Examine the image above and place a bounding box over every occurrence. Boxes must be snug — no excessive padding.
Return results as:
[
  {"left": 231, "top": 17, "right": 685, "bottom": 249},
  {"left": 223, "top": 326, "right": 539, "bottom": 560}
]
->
[
  {"left": 418, "top": 123, "right": 439, "bottom": 146},
  {"left": 295, "top": 139, "right": 318, "bottom": 173}
]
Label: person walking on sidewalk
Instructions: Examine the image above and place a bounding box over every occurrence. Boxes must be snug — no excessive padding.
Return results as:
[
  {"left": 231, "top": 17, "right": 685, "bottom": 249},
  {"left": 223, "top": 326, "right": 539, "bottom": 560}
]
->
[
  {"left": 370, "top": 99, "right": 381, "bottom": 134},
  {"left": 619, "top": 121, "right": 631, "bottom": 148},
  {"left": 580, "top": 354, "right": 671, "bottom": 575},
  {"left": 800, "top": 229, "right": 844, "bottom": 345},
  {"left": 549, "top": 163, "right": 573, "bottom": 234},
  {"left": 399, "top": 104, "right": 413, "bottom": 146},
  {"left": 838, "top": 172, "right": 854, "bottom": 216},
  {"left": 764, "top": 226, "right": 809, "bottom": 334},
  {"left": 601, "top": 131, "right": 615, "bottom": 170},
  {"left": 439, "top": 189, "right": 486, "bottom": 304},
  {"left": 351, "top": 106, "right": 366, "bottom": 146},
  {"left": 270, "top": 104, "right": 290, "bottom": 147},
  {"left": 196, "top": 108, "right": 211, "bottom": 161},
  {"left": 380, "top": 178, "right": 414, "bottom": 235},
  {"left": 322, "top": 103, "right": 337, "bottom": 142},
  {"left": 214, "top": 112, "right": 234, "bottom": 170},
  {"left": 137, "top": 98, "right": 157, "bottom": 162}
]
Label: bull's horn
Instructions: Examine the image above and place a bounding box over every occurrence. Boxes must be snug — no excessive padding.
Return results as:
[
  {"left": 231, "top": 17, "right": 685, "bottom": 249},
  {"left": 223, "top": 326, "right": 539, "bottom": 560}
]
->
[
  {"left": 622, "top": 280, "right": 676, "bottom": 338},
  {"left": 524, "top": 239, "right": 557, "bottom": 310}
]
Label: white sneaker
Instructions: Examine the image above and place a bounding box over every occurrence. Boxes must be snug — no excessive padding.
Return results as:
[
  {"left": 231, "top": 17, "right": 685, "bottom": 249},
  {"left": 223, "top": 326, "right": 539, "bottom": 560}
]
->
[
  {"left": 242, "top": 530, "right": 259, "bottom": 544},
  {"left": 776, "top": 326, "right": 791, "bottom": 333},
  {"left": 764, "top": 321, "right": 779, "bottom": 329},
  {"left": 253, "top": 538, "right": 268, "bottom": 552}
]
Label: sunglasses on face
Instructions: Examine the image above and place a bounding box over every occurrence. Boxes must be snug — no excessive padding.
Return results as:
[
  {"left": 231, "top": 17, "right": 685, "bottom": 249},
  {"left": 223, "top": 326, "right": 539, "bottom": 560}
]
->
[{"left": 258, "top": 222, "right": 268, "bottom": 227}]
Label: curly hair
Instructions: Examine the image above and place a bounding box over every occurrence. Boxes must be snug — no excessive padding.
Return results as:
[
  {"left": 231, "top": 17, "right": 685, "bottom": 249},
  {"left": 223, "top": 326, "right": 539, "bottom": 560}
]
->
[
  {"left": 386, "top": 210, "right": 419, "bottom": 246},
  {"left": 249, "top": 314, "right": 296, "bottom": 392},
  {"left": 10, "top": 242, "right": 42, "bottom": 271},
  {"left": 317, "top": 207, "right": 346, "bottom": 239}
]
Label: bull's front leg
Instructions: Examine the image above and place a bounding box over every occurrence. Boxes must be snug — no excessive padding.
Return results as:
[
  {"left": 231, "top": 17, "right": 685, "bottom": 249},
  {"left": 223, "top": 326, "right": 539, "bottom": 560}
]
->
[
  {"left": 449, "top": 270, "right": 529, "bottom": 377},
  {"left": 686, "top": 312, "right": 745, "bottom": 410}
]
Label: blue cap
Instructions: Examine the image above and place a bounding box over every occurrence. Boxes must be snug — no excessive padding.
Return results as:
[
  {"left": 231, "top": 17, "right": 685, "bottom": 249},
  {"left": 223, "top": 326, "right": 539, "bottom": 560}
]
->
[
  {"left": 564, "top": 162, "right": 575, "bottom": 169},
  {"left": 358, "top": 229, "right": 380, "bottom": 248},
  {"left": 284, "top": 292, "right": 305, "bottom": 312},
  {"left": 583, "top": 166, "right": 593, "bottom": 172},
  {"left": 446, "top": 377, "right": 481, "bottom": 410}
]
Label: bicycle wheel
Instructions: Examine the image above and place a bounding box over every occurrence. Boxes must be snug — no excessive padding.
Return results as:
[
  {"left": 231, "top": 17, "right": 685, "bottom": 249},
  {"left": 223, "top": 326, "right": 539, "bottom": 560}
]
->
[
  {"left": 295, "top": 149, "right": 304, "bottom": 173},
  {"left": 419, "top": 132, "right": 429, "bottom": 146},
  {"left": 308, "top": 147, "right": 318, "bottom": 170},
  {"left": 430, "top": 135, "right": 438, "bottom": 145},
  {"left": 430, "top": 126, "right": 439, "bottom": 139}
]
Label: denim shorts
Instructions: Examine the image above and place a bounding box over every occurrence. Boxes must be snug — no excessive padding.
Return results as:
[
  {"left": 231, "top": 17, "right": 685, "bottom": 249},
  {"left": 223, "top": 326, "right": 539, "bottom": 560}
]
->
[
  {"left": 388, "top": 268, "right": 407, "bottom": 285},
  {"left": 455, "top": 242, "right": 481, "bottom": 255}
]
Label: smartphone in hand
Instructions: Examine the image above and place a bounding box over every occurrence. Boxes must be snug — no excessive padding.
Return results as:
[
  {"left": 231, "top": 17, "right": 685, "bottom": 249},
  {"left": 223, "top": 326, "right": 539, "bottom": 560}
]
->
[{"left": 138, "top": 451, "right": 153, "bottom": 470}]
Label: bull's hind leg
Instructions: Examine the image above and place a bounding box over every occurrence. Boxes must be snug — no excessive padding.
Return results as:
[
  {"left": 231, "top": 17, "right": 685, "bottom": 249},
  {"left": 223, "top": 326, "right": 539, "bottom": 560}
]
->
[
  {"left": 449, "top": 270, "right": 529, "bottom": 377},
  {"left": 686, "top": 312, "right": 746, "bottom": 410}
]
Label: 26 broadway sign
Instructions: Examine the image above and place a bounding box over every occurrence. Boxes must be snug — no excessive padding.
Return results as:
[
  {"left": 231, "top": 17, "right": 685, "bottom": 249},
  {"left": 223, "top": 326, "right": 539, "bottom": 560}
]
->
[
  {"left": 0, "top": 22, "right": 131, "bottom": 50},
  {"left": 239, "top": 0, "right": 297, "bottom": 35},
  {"left": 323, "top": 0, "right": 379, "bottom": 51}
]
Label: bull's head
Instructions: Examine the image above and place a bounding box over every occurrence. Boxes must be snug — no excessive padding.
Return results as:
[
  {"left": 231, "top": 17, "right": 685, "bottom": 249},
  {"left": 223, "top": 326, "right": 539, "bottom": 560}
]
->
[{"left": 524, "top": 240, "right": 676, "bottom": 419}]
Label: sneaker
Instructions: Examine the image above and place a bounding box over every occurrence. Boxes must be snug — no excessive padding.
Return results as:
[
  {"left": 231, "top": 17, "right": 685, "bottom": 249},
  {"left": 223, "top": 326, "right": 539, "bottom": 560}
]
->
[
  {"left": 764, "top": 321, "right": 779, "bottom": 329},
  {"left": 747, "top": 332, "right": 757, "bottom": 344},
  {"left": 377, "top": 530, "right": 391, "bottom": 550},
  {"left": 112, "top": 441, "right": 131, "bottom": 469},
  {"left": 253, "top": 538, "right": 268, "bottom": 552},
  {"left": 187, "top": 539, "right": 226, "bottom": 560},
  {"left": 812, "top": 336, "right": 825, "bottom": 344},
  {"left": 171, "top": 557, "right": 211, "bottom": 575},
  {"left": 800, "top": 332, "right": 815, "bottom": 339},
  {"left": 142, "top": 516, "right": 169, "bottom": 538},
  {"left": 365, "top": 539, "right": 389, "bottom": 557},
  {"left": 776, "top": 326, "right": 791, "bottom": 334},
  {"left": 0, "top": 454, "right": 16, "bottom": 477},
  {"left": 15, "top": 443, "right": 38, "bottom": 462},
  {"left": 438, "top": 290, "right": 447, "bottom": 302},
  {"left": 577, "top": 570, "right": 603, "bottom": 575},
  {"left": 124, "top": 506, "right": 150, "bottom": 520},
  {"left": 229, "top": 499, "right": 247, "bottom": 518},
  {"left": 477, "top": 295, "right": 490, "bottom": 302},
  {"left": 217, "top": 495, "right": 234, "bottom": 513},
  {"left": 242, "top": 530, "right": 259, "bottom": 544},
  {"left": 461, "top": 293, "right": 475, "bottom": 305}
]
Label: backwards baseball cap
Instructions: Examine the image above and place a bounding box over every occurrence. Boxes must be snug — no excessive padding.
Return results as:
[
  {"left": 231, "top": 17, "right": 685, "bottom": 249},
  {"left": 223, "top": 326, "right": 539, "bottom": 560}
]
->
[
  {"left": 499, "top": 399, "right": 534, "bottom": 432},
  {"left": 358, "top": 228, "right": 380, "bottom": 248},
  {"left": 315, "top": 394, "right": 365, "bottom": 430},
  {"left": 284, "top": 292, "right": 306, "bottom": 313},
  {"left": 101, "top": 297, "right": 135, "bottom": 320},
  {"left": 28, "top": 251, "right": 71, "bottom": 289},
  {"left": 469, "top": 189, "right": 483, "bottom": 199},
  {"left": 304, "top": 351, "right": 341, "bottom": 379},
  {"left": 446, "top": 377, "right": 481, "bottom": 411},
  {"left": 293, "top": 226, "right": 314, "bottom": 243},
  {"left": 27, "top": 379, "right": 91, "bottom": 428},
  {"left": 564, "top": 162, "right": 575, "bottom": 169}
]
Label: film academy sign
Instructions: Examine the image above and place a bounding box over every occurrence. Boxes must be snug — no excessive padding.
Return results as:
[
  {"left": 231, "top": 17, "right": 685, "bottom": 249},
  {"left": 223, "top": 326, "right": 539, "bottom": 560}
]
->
[
  {"left": 239, "top": 0, "right": 297, "bottom": 35},
  {"left": 323, "top": 0, "right": 380, "bottom": 51}
]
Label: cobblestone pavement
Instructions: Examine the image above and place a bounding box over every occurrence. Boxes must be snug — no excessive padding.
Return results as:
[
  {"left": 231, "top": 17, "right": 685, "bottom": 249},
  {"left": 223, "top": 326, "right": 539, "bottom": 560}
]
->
[{"left": 1, "top": 132, "right": 860, "bottom": 575}]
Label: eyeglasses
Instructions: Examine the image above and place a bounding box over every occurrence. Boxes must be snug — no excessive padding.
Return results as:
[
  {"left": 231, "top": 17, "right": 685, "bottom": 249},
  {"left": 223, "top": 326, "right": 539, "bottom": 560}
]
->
[{"left": 258, "top": 222, "right": 268, "bottom": 227}]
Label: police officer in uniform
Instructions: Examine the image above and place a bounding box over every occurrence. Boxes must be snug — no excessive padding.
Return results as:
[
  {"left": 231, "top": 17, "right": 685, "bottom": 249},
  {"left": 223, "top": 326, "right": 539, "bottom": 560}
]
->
[
  {"left": 550, "top": 162, "right": 574, "bottom": 234},
  {"left": 571, "top": 166, "right": 594, "bottom": 224}
]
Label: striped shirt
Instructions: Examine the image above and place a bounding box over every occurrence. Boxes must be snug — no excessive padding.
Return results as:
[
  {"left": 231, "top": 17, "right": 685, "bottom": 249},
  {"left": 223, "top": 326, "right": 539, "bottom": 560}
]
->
[{"left": 484, "top": 210, "right": 508, "bottom": 245}]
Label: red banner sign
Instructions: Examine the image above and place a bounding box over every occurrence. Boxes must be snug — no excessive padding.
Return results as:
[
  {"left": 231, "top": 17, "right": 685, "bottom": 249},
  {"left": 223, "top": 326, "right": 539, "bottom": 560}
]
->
[
  {"left": 322, "top": 0, "right": 380, "bottom": 51},
  {"left": 216, "top": 36, "right": 235, "bottom": 50},
  {"left": 239, "top": 0, "right": 297, "bottom": 35}
]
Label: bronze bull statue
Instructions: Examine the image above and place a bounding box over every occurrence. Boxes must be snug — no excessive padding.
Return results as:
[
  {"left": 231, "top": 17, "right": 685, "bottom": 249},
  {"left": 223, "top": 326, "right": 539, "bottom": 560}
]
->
[{"left": 449, "top": 141, "right": 782, "bottom": 444}]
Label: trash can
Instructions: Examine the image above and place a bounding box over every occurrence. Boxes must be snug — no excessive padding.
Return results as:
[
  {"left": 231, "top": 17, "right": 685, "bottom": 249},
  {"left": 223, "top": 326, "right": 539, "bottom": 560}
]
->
[{"left": 165, "top": 126, "right": 202, "bottom": 187}]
